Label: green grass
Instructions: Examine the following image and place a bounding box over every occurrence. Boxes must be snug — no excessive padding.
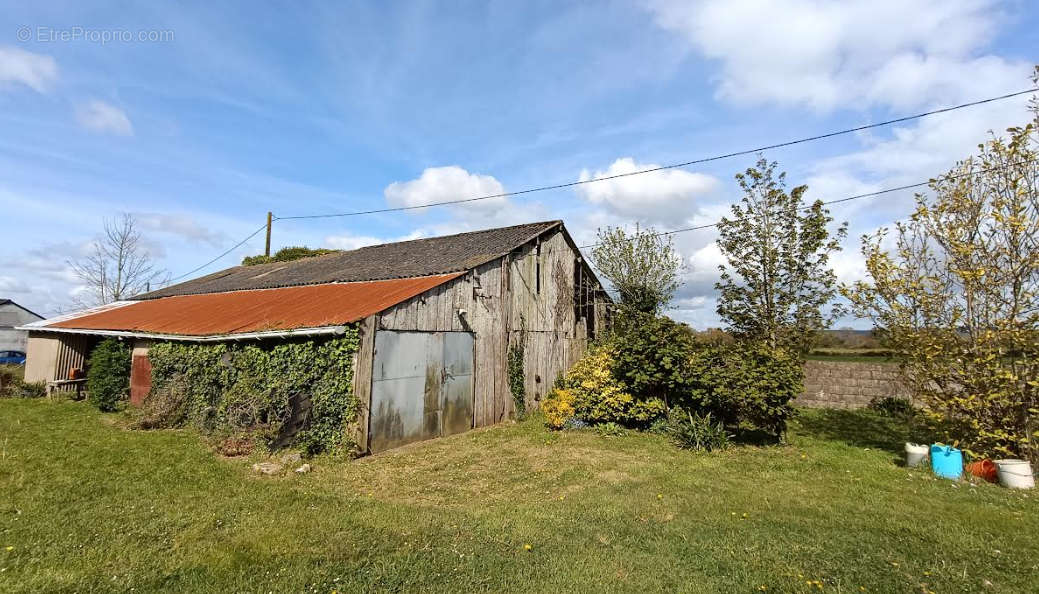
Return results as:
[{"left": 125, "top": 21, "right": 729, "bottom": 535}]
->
[{"left": 2, "top": 400, "right": 1037, "bottom": 593}]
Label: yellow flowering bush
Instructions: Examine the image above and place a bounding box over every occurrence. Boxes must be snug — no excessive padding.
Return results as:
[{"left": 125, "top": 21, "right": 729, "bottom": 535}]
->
[
  {"left": 559, "top": 345, "right": 666, "bottom": 427},
  {"left": 542, "top": 388, "right": 576, "bottom": 429}
]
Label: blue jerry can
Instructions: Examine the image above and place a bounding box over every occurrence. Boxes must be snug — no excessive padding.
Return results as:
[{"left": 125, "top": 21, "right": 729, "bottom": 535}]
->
[{"left": 931, "top": 444, "right": 963, "bottom": 479}]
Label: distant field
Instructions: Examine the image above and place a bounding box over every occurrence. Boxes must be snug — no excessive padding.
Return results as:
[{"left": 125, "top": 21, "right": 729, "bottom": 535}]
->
[
  {"left": 806, "top": 348, "right": 897, "bottom": 364},
  {"left": 2, "top": 399, "right": 1036, "bottom": 592}
]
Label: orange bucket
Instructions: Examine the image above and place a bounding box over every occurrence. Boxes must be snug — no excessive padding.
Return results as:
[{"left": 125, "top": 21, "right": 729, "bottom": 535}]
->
[{"left": 966, "top": 459, "right": 998, "bottom": 483}]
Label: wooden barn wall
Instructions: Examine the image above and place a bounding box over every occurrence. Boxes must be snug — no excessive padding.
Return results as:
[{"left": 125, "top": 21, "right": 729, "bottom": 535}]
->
[
  {"left": 376, "top": 228, "right": 611, "bottom": 430},
  {"left": 505, "top": 229, "right": 590, "bottom": 407},
  {"left": 377, "top": 258, "right": 509, "bottom": 428}
]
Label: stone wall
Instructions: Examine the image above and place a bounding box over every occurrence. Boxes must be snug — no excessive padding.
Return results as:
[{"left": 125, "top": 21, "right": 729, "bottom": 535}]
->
[{"left": 796, "top": 360, "right": 910, "bottom": 409}]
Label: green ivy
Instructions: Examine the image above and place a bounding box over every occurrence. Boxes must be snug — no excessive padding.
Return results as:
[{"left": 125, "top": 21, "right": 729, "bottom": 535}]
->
[
  {"left": 508, "top": 344, "right": 525, "bottom": 418},
  {"left": 147, "top": 327, "right": 360, "bottom": 454}
]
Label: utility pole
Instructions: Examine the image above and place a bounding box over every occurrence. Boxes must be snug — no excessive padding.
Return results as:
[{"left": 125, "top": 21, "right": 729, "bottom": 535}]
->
[{"left": 264, "top": 211, "right": 273, "bottom": 258}]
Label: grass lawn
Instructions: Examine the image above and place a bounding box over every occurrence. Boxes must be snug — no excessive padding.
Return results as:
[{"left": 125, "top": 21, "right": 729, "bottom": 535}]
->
[{"left": 1, "top": 399, "right": 1036, "bottom": 593}]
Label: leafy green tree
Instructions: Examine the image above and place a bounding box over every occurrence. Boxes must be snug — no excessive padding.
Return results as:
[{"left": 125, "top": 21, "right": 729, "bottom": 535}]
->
[
  {"left": 715, "top": 158, "right": 847, "bottom": 352},
  {"left": 591, "top": 225, "right": 682, "bottom": 315},
  {"left": 845, "top": 78, "right": 1039, "bottom": 463},
  {"left": 87, "top": 338, "right": 131, "bottom": 412}
]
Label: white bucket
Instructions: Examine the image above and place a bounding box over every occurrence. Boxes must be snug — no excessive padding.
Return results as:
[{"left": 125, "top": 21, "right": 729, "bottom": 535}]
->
[
  {"left": 995, "top": 459, "right": 1035, "bottom": 489},
  {"left": 905, "top": 443, "right": 929, "bottom": 468}
]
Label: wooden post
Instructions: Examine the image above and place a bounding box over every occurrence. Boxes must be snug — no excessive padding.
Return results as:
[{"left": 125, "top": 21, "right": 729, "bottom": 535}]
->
[
  {"left": 353, "top": 315, "right": 378, "bottom": 455},
  {"left": 264, "top": 211, "right": 273, "bottom": 257}
]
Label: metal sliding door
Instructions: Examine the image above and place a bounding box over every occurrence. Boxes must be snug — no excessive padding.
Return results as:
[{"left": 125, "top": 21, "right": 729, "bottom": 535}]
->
[{"left": 369, "top": 331, "right": 475, "bottom": 453}]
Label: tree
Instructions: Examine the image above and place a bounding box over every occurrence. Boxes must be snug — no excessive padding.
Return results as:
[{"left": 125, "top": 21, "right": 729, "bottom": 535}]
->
[
  {"left": 845, "top": 80, "right": 1039, "bottom": 463},
  {"left": 591, "top": 225, "right": 682, "bottom": 315},
  {"left": 242, "top": 246, "right": 336, "bottom": 266},
  {"left": 69, "top": 213, "right": 166, "bottom": 305},
  {"left": 715, "top": 158, "right": 847, "bottom": 352}
]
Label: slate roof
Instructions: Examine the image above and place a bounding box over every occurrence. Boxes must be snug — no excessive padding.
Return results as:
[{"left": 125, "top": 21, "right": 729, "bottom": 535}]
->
[{"left": 136, "top": 220, "right": 562, "bottom": 299}]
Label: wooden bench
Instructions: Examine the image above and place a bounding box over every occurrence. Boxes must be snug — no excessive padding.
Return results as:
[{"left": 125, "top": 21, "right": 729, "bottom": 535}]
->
[{"left": 46, "top": 378, "right": 87, "bottom": 400}]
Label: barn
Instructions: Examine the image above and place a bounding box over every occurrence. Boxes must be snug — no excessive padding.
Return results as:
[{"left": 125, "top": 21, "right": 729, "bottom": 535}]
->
[{"left": 21, "top": 220, "right": 610, "bottom": 453}]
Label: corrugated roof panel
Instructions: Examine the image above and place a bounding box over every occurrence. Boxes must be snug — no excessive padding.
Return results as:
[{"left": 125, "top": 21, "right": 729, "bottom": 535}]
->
[
  {"left": 137, "top": 220, "right": 560, "bottom": 299},
  {"left": 42, "top": 273, "right": 463, "bottom": 337}
]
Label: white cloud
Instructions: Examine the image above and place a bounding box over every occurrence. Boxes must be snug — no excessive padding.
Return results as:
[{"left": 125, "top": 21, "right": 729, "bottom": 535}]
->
[
  {"left": 575, "top": 157, "right": 718, "bottom": 222},
  {"left": 384, "top": 166, "right": 506, "bottom": 213},
  {"left": 134, "top": 212, "right": 226, "bottom": 247},
  {"left": 0, "top": 276, "right": 31, "bottom": 294},
  {"left": 76, "top": 100, "right": 134, "bottom": 136},
  {"left": 0, "top": 46, "right": 58, "bottom": 93},
  {"left": 645, "top": 0, "right": 1029, "bottom": 111},
  {"left": 322, "top": 229, "right": 425, "bottom": 250},
  {"left": 382, "top": 165, "right": 553, "bottom": 235}
]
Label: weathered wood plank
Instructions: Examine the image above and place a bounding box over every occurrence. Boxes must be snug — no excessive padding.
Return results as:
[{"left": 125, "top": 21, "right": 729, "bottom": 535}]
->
[{"left": 352, "top": 314, "right": 378, "bottom": 454}]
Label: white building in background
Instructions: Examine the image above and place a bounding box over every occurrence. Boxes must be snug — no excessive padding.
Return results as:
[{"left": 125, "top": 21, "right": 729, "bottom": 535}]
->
[{"left": 0, "top": 299, "right": 43, "bottom": 352}]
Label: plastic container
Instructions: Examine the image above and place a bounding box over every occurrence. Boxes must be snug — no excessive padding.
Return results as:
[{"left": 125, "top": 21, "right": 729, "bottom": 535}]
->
[
  {"left": 995, "top": 459, "right": 1035, "bottom": 489},
  {"left": 905, "top": 443, "right": 929, "bottom": 468},
  {"left": 930, "top": 444, "right": 963, "bottom": 479},
  {"left": 965, "top": 459, "right": 998, "bottom": 483}
]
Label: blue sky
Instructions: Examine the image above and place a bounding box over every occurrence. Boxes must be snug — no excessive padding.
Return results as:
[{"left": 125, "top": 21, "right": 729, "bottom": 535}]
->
[{"left": 1, "top": 1, "right": 1036, "bottom": 327}]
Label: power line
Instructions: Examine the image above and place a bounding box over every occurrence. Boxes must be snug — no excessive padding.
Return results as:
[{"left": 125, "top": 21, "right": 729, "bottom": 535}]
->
[
  {"left": 275, "top": 88, "right": 1037, "bottom": 221},
  {"left": 573, "top": 159, "right": 1036, "bottom": 248},
  {"left": 170, "top": 159, "right": 1031, "bottom": 283},
  {"left": 167, "top": 224, "right": 268, "bottom": 282}
]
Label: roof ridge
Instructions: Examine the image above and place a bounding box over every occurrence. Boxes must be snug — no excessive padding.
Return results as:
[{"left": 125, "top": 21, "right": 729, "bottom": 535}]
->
[
  {"left": 348, "top": 219, "right": 562, "bottom": 253},
  {"left": 135, "top": 220, "right": 564, "bottom": 300}
]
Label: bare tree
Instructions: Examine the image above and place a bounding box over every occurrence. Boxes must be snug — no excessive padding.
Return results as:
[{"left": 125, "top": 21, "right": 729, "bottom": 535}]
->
[{"left": 69, "top": 213, "right": 166, "bottom": 305}]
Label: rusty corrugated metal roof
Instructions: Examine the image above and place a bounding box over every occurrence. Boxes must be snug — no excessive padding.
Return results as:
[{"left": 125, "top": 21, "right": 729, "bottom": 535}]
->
[{"left": 43, "top": 273, "right": 463, "bottom": 337}]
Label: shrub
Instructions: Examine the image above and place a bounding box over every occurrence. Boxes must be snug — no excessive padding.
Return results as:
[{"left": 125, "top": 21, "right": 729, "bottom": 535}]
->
[
  {"left": 16, "top": 380, "right": 46, "bottom": 399},
  {"left": 559, "top": 345, "right": 666, "bottom": 428},
  {"left": 0, "top": 367, "right": 44, "bottom": 398},
  {"left": 595, "top": 422, "right": 626, "bottom": 437},
  {"left": 686, "top": 342, "right": 802, "bottom": 438},
  {"left": 610, "top": 313, "right": 699, "bottom": 409},
  {"left": 87, "top": 338, "right": 131, "bottom": 412},
  {"left": 542, "top": 388, "right": 575, "bottom": 429},
  {"left": 868, "top": 396, "right": 914, "bottom": 419},
  {"left": 131, "top": 373, "right": 190, "bottom": 429},
  {"left": 667, "top": 410, "right": 730, "bottom": 452}
]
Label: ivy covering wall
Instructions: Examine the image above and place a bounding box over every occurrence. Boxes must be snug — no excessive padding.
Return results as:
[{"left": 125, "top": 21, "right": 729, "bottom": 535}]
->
[{"left": 144, "top": 327, "right": 360, "bottom": 455}]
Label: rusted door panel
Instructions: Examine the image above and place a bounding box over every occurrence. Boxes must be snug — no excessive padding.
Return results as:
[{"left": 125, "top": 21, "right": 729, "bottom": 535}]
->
[
  {"left": 441, "top": 332, "right": 474, "bottom": 436},
  {"left": 369, "top": 330, "right": 475, "bottom": 453},
  {"left": 129, "top": 352, "right": 152, "bottom": 406}
]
